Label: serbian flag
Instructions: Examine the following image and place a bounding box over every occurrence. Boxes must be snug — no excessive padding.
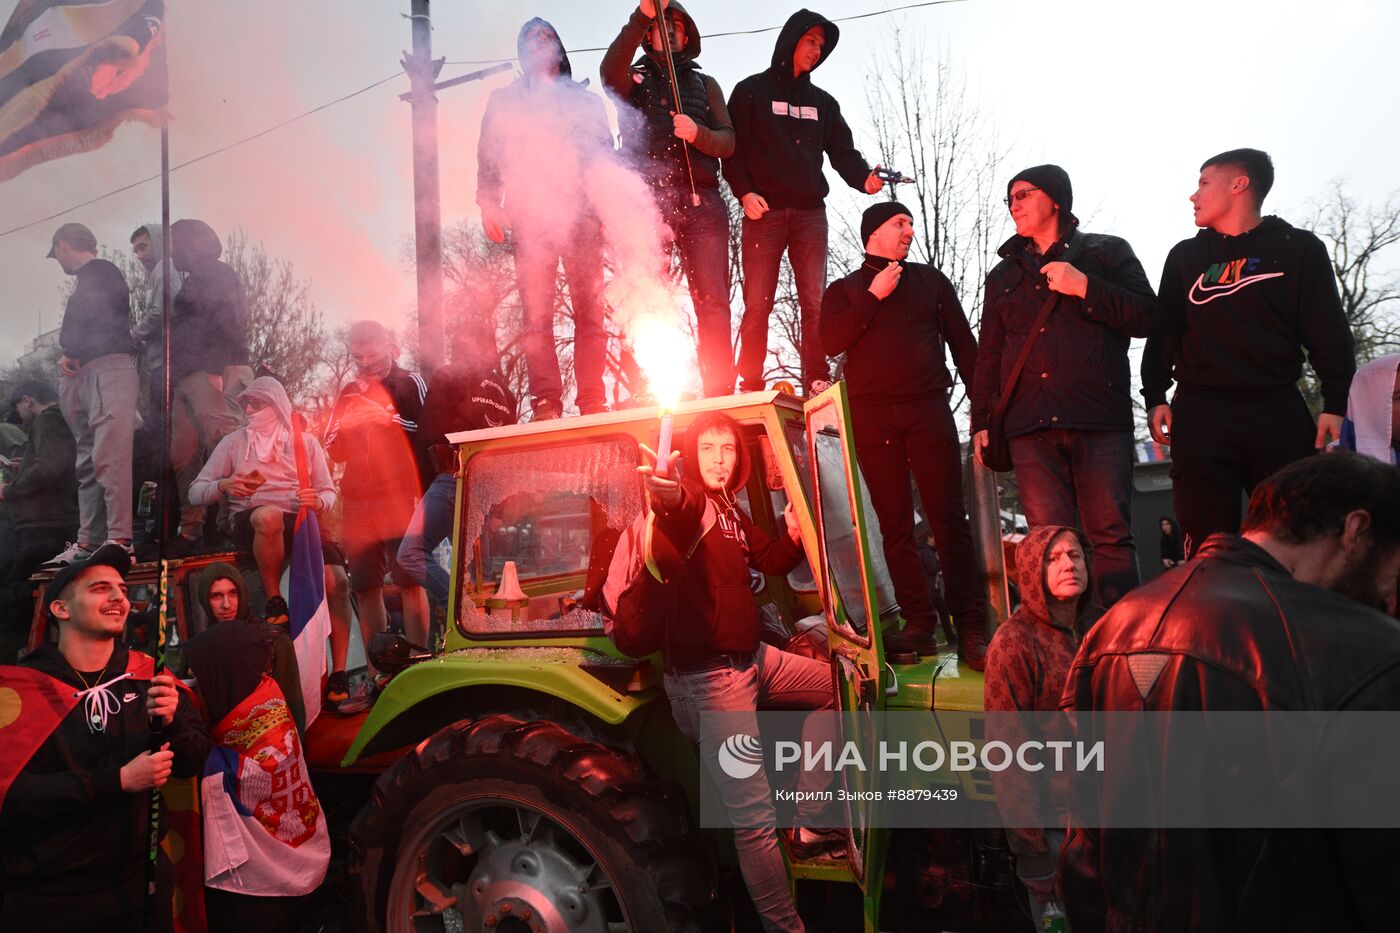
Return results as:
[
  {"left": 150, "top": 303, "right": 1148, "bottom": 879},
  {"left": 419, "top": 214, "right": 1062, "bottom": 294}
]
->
[
  {"left": 290, "top": 415, "right": 331, "bottom": 725},
  {"left": 0, "top": 0, "right": 168, "bottom": 183},
  {"left": 200, "top": 675, "right": 329, "bottom": 896}
]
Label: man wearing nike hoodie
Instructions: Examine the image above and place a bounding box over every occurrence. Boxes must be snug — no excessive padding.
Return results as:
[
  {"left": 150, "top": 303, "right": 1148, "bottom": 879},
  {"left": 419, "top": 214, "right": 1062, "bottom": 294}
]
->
[
  {"left": 477, "top": 19, "right": 613, "bottom": 419},
  {"left": 1142, "top": 149, "right": 1355, "bottom": 555},
  {"left": 724, "top": 9, "right": 884, "bottom": 396}
]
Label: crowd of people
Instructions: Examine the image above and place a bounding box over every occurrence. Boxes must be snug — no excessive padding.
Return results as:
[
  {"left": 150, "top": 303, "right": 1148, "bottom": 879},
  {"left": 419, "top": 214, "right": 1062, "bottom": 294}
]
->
[{"left": 2, "top": 2, "right": 1399, "bottom": 931}]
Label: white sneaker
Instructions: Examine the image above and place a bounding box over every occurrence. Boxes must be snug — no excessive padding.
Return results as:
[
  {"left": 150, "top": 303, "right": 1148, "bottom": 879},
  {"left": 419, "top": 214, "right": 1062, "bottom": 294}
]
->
[
  {"left": 101, "top": 540, "right": 136, "bottom": 561},
  {"left": 43, "top": 541, "right": 95, "bottom": 567}
]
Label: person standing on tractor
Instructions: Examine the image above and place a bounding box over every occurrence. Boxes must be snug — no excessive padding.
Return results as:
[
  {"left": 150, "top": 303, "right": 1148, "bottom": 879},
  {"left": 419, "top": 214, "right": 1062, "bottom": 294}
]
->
[{"left": 640, "top": 410, "right": 840, "bottom": 933}]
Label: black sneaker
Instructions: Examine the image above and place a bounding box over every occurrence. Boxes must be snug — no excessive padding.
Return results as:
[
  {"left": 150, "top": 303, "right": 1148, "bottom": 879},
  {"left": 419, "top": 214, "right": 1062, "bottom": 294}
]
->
[
  {"left": 325, "top": 670, "right": 350, "bottom": 710},
  {"left": 957, "top": 625, "right": 989, "bottom": 672},
  {"left": 788, "top": 828, "right": 847, "bottom": 861},
  {"left": 263, "top": 595, "right": 290, "bottom": 627},
  {"left": 532, "top": 399, "right": 563, "bottom": 421},
  {"left": 884, "top": 627, "right": 940, "bottom": 658}
]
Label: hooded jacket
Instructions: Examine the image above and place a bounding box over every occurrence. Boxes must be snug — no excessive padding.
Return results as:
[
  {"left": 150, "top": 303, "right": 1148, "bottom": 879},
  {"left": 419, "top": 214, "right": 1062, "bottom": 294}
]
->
[
  {"left": 600, "top": 2, "right": 734, "bottom": 192},
  {"left": 971, "top": 227, "right": 1158, "bottom": 436},
  {"left": 1141, "top": 216, "right": 1355, "bottom": 413},
  {"left": 415, "top": 364, "right": 517, "bottom": 486},
  {"left": 0, "top": 642, "right": 207, "bottom": 893},
  {"left": 129, "top": 222, "right": 183, "bottom": 372},
  {"left": 652, "top": 418, "right": 805, "bottom": 667},
  {"left": 477, "top": 19, "right": 614, "bottom": 219},
  {"left": 4, "top": 404, "right": 78, "bottom": 531},
  {"left": 984, "top": 525, "right": 1100, "bottom": 879},
  {"left": 1339, "top": 352, "right": 1398, "bottom": 464},
  {"left": 189, "top": 376, "right": 336, "bottom": 517},
  {"left": 1059, "top": 534, "right": 1400, "bottom": 932},
  {"left": 187, "top": 562, "right": 305, "bottom": 735},
  {"left": 169, "top": 219, "right": 251, "bottom": 384},
  {"left": 722, "top": 9, "right": 871, "bottom": 211}
]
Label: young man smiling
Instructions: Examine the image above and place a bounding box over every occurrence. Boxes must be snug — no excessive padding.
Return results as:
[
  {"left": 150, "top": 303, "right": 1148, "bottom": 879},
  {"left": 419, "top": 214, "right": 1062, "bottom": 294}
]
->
[
  {"left": 971, "top": 164, "right": 1158, "bottom": 607},
  {"left": 820, "top": 201, "right": 989, "bottom": 667},
  {"left": 1142, "top": 148, "right": 1355, "bottom": 556},
  {"left": 0, "top": 544, "right": 208, "bottom": 931}
]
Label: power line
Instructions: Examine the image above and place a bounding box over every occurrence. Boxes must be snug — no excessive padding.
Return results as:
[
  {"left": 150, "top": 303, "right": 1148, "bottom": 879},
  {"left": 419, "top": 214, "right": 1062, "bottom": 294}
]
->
[{"left": 1, "top": 0, "right": 966, "bottom": 241}]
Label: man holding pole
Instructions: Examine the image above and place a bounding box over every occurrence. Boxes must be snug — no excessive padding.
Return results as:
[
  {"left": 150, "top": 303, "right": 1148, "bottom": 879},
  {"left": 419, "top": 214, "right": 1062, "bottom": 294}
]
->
[
  {"left": 601, "top": 0, "right": 737, "bottom": 397},
  {"left": 0, "top": 544, "right": 208, "bottom": 931}
]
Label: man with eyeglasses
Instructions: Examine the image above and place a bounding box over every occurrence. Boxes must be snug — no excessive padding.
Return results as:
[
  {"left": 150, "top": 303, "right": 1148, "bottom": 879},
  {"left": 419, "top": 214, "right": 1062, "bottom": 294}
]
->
[{"left": 970, "top": 165, "right": 1158, "bottom": 607}]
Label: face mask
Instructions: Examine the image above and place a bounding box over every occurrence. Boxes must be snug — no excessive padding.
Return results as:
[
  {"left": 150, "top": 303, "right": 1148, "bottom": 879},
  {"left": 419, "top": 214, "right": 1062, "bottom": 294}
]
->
[{"left": 247, "top": 406, "right": 280, "bottom": 434}]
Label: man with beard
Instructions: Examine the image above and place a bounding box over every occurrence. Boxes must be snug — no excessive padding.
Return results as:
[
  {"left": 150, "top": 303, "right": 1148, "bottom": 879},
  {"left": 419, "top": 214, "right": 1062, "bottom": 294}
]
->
[
  {"left": 724, "top": 8, "right": 884, "bottom": 396},
  {"left": 1059, "top": 453, "right": 1400, "bottom": 931},
  {"left": 477, "top": 18, "right": 612, "bottom": 419},
  {"left": 601, "top": 0, "right": 736, "bottom": 396}
]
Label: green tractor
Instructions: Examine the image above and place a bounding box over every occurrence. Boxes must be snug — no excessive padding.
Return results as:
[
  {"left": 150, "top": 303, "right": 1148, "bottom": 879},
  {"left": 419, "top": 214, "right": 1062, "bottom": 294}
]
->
[{"left": 338, "top": 385, "right": 1029, "bottom": 933}]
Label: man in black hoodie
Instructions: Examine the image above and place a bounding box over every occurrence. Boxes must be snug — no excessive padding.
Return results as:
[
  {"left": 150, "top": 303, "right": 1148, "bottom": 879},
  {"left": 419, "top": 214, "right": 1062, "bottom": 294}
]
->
[
  {"left": 725, "top": 10, "right": 883, "bottom": 397},
  {"left": 820, "top": 202, "right": 990, "bottom": 667},
  {"left": 478, "top": 19, "right": 612, "bottom": 419},
  {"left": 1142, "top": 148, "right": 1355, "bottom": 556},
  {"left": 0, "top": 543, "right": 208, "bottom": 931},
  {"left": 168, "top": 218, "right": 253, "bottom": 550},
  {"left": 642, "top": 411, "right": 839, "bottom": 932},
  {"left": 602, "top": 0, "right": 737, "bottom": 397}
]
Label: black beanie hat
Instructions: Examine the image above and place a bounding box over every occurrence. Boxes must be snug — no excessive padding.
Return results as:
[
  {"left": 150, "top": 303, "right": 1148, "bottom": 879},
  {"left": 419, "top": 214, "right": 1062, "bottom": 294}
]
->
[
  {"left": 861, "top": 201, "right": 912, "bottom": 248},
  {"left": 1007, "top": 164, "right": 1073, "bottom": 215}
]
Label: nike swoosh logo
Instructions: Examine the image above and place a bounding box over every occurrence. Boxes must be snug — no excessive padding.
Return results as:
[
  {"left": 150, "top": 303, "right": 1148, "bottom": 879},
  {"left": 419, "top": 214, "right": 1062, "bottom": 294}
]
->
[{"left": 1188, "top": 271, "right": 1285, "bottom": 305}]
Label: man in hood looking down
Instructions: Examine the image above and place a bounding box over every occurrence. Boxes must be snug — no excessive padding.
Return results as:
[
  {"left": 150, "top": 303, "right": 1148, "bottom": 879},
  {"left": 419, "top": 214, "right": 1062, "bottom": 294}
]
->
[
  {"left": 602, "top": 0, "right": 737, "bottom": 397},
  {"left": 724, "top": 9, "right": 884, "bottom": 397},
  {"left": 1142, "top": 148, "right": 1355, "bottom": 556},
  {"left": 984, "top": 525, "right": 1100, "bottom": 915},
  {"left": 477, "top": 18, "right": 613, "bottom": 420}
]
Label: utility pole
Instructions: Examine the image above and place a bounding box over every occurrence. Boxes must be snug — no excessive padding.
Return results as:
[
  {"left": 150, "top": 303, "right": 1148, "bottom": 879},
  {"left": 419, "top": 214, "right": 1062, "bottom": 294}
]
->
[{"left": 404, "top": 0, "right": 444, "bottom": 374}]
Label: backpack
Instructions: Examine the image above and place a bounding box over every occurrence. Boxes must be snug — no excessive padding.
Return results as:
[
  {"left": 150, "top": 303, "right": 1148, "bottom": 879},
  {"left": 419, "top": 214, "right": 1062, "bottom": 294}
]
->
[{"left": 602, "top": 500, "right": 715, "bottom": 659}]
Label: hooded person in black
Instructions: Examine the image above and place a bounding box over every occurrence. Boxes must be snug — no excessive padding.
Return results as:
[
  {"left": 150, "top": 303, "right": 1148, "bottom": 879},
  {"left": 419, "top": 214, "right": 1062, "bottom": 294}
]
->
[
  {"left": 724, "top": 9, "right": 884, "bottom": 396},
  {"left": 640, "top": 411, "right": 839, "bottom": 931},
  {"left": 167, "top": 218, "right": 253, "bottom": 549},
  {"left": 1141, "top": 148, "right": 1355, "bottom": 556},
  {"left": 601, "top": 0, "right": 737, "bottom": 397},
  {"left": 477, "top": 18, "right": 612, "bottom": 419},
  {"left": 820, "top": 201, "right": 991, "bottom": 667}
]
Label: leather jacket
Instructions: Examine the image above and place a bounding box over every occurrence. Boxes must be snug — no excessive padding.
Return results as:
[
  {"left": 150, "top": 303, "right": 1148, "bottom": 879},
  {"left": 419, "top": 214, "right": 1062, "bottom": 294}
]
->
[{"left": 1059, "top": 534, "right": 1400, "bottom": 932}]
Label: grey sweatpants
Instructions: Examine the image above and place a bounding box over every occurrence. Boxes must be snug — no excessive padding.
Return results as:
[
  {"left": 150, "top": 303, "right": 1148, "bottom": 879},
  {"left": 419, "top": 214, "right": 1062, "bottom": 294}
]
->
[{"left": 59, "top": 353, "right": 139, "bottom": 546}]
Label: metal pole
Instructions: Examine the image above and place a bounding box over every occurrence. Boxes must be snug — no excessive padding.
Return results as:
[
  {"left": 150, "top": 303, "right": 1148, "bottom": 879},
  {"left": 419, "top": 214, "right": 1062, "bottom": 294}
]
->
[
  {"left": 967, "top": 452, "right": 1011, "bottom": 630},
  {"left": 405, "top": 0, "right": 444, "bottom": 375}
]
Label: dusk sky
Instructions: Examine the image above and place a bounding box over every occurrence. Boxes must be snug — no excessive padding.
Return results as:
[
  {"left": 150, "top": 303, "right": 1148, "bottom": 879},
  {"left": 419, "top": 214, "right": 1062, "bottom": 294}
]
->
[{"left": 1, "top": 0, "right": 1395, "bottom": 369}]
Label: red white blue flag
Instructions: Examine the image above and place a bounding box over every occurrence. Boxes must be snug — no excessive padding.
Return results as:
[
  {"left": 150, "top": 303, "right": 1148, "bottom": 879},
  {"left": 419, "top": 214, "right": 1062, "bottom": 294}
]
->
[
  {"left": 0, "top": 0, "right": 168, "bottom": 183},
  {"left": 290, "top": 416, "right": 331, "bottom": 725}
]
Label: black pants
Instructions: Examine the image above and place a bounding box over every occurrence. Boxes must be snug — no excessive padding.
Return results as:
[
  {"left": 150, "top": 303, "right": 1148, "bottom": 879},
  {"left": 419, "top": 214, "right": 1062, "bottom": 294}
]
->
[
  {"left": 851, "top": 395, "right": 988, "bottom": 637},
  {"left": 204, "top": 886, "right": 302, "bottom": 933},
  {"left": 1169, "top": 387, "right": 1316, "bottom": 556}
]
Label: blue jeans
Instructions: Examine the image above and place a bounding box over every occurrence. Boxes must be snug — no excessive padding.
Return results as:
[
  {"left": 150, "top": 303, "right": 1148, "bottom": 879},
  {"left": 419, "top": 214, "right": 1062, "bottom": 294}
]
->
[
  {"left": 396, "top": 472, "right": 455, "bottom": 607},
  {"left": 661, "top": 187, "right": 734, "bottom": 397},
  {"left": 664, "top": 642, "right": 834, "bottom": 933},
  {"left": 737, "top": 207, "right": 830, "bottom": 392},
  {"left": 1009, "top": 429, "right": 1140, "bottom": 607}
]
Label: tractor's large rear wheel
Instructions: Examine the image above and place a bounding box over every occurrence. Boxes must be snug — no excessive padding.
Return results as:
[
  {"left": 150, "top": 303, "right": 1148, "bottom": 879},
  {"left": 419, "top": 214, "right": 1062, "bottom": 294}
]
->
[{"left": 350, "top": 713, "right": 716, "bottom": 932}]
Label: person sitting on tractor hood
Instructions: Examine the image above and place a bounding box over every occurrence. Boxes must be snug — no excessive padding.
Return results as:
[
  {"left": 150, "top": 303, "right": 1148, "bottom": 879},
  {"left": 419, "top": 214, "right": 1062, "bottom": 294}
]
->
[{"left": 640, "top": 410, "right": 839, "bottom": 933}]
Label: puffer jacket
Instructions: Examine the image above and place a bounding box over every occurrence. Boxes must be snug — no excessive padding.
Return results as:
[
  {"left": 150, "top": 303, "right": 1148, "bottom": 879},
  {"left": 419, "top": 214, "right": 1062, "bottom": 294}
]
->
[
  {"left": 971, "top": 228, "right": 1158, "bottom": 436},
  {"left": 984, "top": 525, "right": 1100, "bottom": 879},
  {"left": 1059, "top": 534, "right": 1400, "bottom": 932}
]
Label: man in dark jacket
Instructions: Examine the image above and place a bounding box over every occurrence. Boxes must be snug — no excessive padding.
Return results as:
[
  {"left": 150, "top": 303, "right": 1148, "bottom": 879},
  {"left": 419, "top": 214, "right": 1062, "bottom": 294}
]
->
[
  {"left": 971, "top": 165, "right": 1158, "bottom": 606},
  {"left": 984, "top": 524, "right": 1099, "bottom": 915},
  {"left": 1142, "top": 148, "right": 1356, "bottom": 557},
  {"left": 820, "top": 201, "right": 990, "bottom": 666},
  {"left": 0, "top": 381, "right": 79, "bottom": 660},
  {"left": 641, "top": 411, "right": 838, "bottom": 932},
  {"left": 602, "top": 0, "right": 736, "bottom": 397},
  {"left": 46, "top": 222, "right": 139, "bottom": 565},
  {"left": 398, "top": 327, "right": 517, "bottom": 614},
  {"left": 168, "top": 218, "right": 253, "bottom": 550},
  {"left": 724, "top": 9, "right": 884, "bottom": 396},
  {"left": 478, "top": 18, "right": 612, "bottom": 419},
  {"left": 325, "top": 321, "right": 429, "bottom": 682},
  {"left": 1059, "top": 453, "right": 1400, "bottom": 932},
  {"left": 0, "top": 543, "right": 208, "bottom": 932}
]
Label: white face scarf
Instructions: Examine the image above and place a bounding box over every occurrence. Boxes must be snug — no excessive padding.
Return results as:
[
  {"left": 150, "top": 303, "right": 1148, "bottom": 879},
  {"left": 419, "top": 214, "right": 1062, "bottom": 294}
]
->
[{"left": 245, "top": 405, "right": 286, "bottom": 465}]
